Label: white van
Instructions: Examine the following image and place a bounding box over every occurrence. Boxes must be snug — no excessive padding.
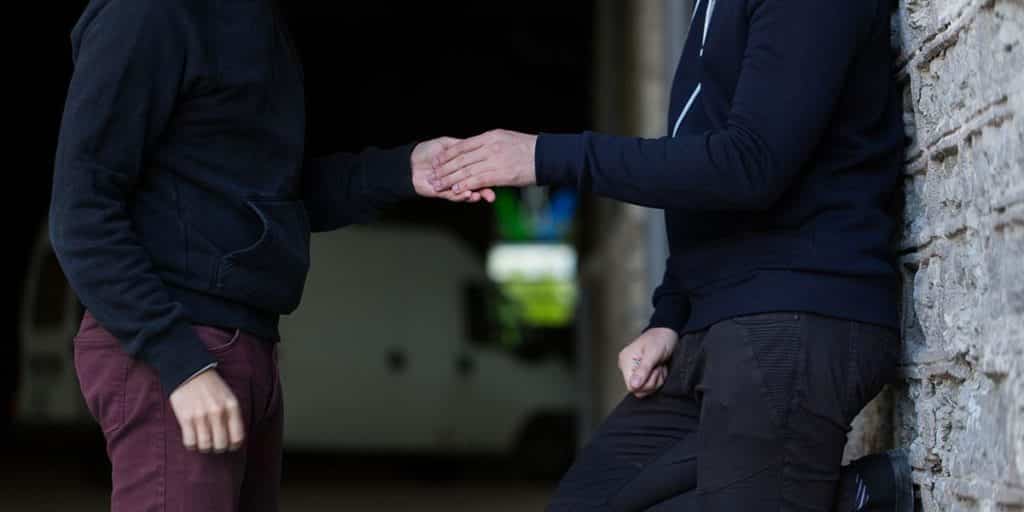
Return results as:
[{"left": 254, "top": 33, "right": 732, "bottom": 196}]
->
[{"left": 15, "top": 222, "right": 578, "bottom": 475}]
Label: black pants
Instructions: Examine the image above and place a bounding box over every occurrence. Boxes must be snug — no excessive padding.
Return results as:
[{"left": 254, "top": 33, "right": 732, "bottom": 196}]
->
[{"left": 549, "top": 313, "right": 900, "bottom": 511}]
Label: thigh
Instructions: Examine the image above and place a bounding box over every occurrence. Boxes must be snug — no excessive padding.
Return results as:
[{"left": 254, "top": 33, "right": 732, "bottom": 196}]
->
[
  {"left": 646, "top": 491, "right": 697, "bottom": 511},
  {"left": 781, "top": 314, "right": 899, "bottom": 508},
  {"left": 548, "top": 352, "right": 701, "bottom": 512},
  {"left": 239, "top": 343, "right": 284, "bottom": 512},
  {"left": 74, "top": 318, "right": 255, "bottom": 512},
  {"left": 163, "top": 327, "right": 255, "bottom": 512},
  {"left": 694, "top": 313, "right": 898, "bottom": 511},
  {"left": 692, "top": 314, "right": 794, "bottom": 509},
  {"left": 74, "top": 316, "right": 169, "bottom": 512}
]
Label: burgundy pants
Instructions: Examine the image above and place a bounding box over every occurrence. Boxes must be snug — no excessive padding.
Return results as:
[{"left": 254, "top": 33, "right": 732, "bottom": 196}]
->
[{"left": 73, "top": 312, "right": 283, "bottom": 512}]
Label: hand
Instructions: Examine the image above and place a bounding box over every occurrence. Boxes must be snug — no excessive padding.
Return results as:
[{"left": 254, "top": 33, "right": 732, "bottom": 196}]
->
[
  {"left": 617, "top": 328, "right": 679, "bottom": 399},
  {"left": 430, "top": 130, "right": 538, "bottom": 193},
  {"left": 412, "top": 137, "right": 496, "bottom": 202},
  {"left": 169, "top": 369, "right": 245, "bottom": 454}
]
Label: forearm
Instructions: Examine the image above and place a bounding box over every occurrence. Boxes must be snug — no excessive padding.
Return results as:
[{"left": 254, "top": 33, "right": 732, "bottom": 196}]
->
[
  {"left": 536, "top": 0, "right": 871, "bottom": 212},
  {"left": 50, "top": 167, "right": 214, "bottom": 395},
  {"left": 535, "top": 130, "right": 784, "bottom": 211},
  {"left": 303, "top": 143, "right": 417, "bottom": 232}
]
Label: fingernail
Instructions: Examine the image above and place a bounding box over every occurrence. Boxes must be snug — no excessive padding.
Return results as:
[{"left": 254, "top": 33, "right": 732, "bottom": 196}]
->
[{"left": 453, "top": 184, "right": 460, "bottom": 192}]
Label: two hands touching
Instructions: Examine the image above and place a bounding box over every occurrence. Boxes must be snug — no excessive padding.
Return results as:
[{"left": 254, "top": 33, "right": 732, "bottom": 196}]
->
[
  {"left": 418, "top": 130, "right": 540, "bottom": 199},
  {"left": 422, "top": 130, "right": 682, "bottom": 399},
  {"left": 411, "top": 137, "right": 498, "bottom": 203},
  {"left": 166, "top": 129, "right": 650, "bottom": 456},
  {"left": 420, "top": 132, "right": 681, "bottom": 400},
  {"left": 165, "top": 131, "right": 526, "bottom": 455}
]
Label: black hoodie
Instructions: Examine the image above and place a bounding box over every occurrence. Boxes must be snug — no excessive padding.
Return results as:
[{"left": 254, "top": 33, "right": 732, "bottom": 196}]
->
[
  {"left": 537, "top": 0, "right": 905, "bottom": 333},
  {"left": 51, "top": 0, "right": 415, "bottom": 393}
]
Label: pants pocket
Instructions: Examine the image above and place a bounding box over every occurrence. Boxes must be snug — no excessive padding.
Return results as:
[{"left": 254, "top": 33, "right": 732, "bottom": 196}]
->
[{"left": 195, "top": 326, "right": 242, "bottom": 355}]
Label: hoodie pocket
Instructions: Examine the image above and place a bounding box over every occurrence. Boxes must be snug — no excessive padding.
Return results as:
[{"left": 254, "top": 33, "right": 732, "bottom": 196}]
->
[{"left": 216, "top": 199, "right": 310, "bottom": 314}]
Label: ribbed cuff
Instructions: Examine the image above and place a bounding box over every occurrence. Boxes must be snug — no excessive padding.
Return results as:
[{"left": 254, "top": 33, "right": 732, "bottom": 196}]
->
[
  {"left": 536, "top": 133, "right": 585, "bottom": 188},
  {"left": 140, "top": 323, "right": 218, "bottom": 396}
]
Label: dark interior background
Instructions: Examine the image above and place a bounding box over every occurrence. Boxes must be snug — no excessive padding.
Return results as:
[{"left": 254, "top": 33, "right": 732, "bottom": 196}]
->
[
  {"left": 286, "top": 2, "right": 594, "bottom": 256},
  {"left": 5, "top": 0, "right": 594, "bottom": 441}
]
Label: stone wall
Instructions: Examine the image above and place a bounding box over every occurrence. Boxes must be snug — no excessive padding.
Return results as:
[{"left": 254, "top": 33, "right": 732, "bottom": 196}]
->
[{"left": 846, "top": 0, "right": 1024, "bottom": 509}]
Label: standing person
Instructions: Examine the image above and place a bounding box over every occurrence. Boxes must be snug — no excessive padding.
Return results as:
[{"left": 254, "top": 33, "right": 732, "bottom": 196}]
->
[
  {"left": 50, "top": 1, "right": 493, "bottom": 510},
  {"left": 430, "top": 0, "right": 912, "bottom": 509}
]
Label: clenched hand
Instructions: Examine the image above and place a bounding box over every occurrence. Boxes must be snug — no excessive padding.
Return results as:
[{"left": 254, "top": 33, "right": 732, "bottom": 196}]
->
[
  {"left": 617, "top": 328, "right": 679, "bottom": 399},
  {"left": 169, "top": 370, "right": 245, "bottom": 453}
]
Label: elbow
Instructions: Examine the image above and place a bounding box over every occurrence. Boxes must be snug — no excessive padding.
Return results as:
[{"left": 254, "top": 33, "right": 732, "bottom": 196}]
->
[
  {"left": 47, "top": 192, "right": 93, "bottom": 263},
  {"left": 48, "top": 203, "right": 70, "bottom": 257}
]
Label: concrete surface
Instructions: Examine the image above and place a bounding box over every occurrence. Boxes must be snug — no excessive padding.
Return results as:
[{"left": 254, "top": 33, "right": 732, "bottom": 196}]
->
[{"left": 0, "top": 438, "right": 553, "bottom": 512}]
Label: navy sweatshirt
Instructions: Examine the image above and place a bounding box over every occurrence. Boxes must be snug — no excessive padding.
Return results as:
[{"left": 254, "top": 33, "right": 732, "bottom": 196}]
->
[
  {"left": 50, "top": 0, "right": 417, "bottom": 394},
  {"left": 538, "top": 0, "right": 904, "bottom": 334}
]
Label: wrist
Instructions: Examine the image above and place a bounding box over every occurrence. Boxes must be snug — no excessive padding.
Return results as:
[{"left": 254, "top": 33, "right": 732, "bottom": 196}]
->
[
  {"left": 643, "top": 327, "right": 680, "bottom": 346},
  {"left": 171, "top": 363, "right": 218, "bottom": 396},
  {"left": 644, "top": 326, "right": 678, "bottom": 335}
]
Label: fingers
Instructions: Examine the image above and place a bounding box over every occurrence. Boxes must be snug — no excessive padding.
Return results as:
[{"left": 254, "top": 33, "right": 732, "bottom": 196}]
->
[
  {"left": 629, "top": 347, "right": 661, "bottom": 391},
  {"left": 618, "top": 347, "right": 642, "bottom": 390},
  {"left": 433, "top": 136, "right": 487, "bottom": 172},
  {"left": 194, "top": 414, "right": 213, "bottom": 453},
  {"left": 632, "top": 366, "right": 668, "bottom": 399},
  {"left": 436, "top": 167, "right": 501, "bottom": 194},
  {"left": 618, "top": 331, "right": 680, "bottom": 398},
  {"left": 437, "top": 187, "right": 497, "bottom": 203},
  {"left": 439, "top": 188, "right": 476, "bottom": 202},
  {"left": 434, "top": 152, "right": 488, "bottom": 185},
  {"left": 179, "top": 416, "right": 197, "bottom": 451},
  {"left": 450, "top": 173, "right": 502, "bottom": 193},
  {"left": 210, "top": 402, "right": 229, "bottom": 453},
  {"left": 447, "top": 171, "right": 492, "bottom": 193},
  {"left": 225, "top": 398, "right": 245, "bottom": 451},
  {"left": 169, "top": 371, "right": 245, "bottom": 454},
  {"left": 193, "top": 401, "right": 242, "bottom": 453}
]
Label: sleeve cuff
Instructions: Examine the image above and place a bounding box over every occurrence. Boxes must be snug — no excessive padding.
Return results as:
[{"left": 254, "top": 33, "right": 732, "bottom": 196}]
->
[
  {"left": 536, "top": 133, "right": 586, "bottom": 188},
  {"left": 645, "top": 295, "right": 688, "bottom": 336},
  {"left": 139, "top": 323, "right": 218, "bottom": 396},
  {"left": 178, "top": 362, "right": 219, "bottom": 386},
  {"left": 360, "top": 143, "right": 417, "bottom": 203}
]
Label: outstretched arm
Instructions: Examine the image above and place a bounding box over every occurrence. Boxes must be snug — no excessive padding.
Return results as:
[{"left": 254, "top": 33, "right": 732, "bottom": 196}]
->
[
  {"left": 304, "top": 138, "right": 495, "bottom": 232},
  {"left": 430, "top": 0, "right": 873, "bottom": 212}
]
